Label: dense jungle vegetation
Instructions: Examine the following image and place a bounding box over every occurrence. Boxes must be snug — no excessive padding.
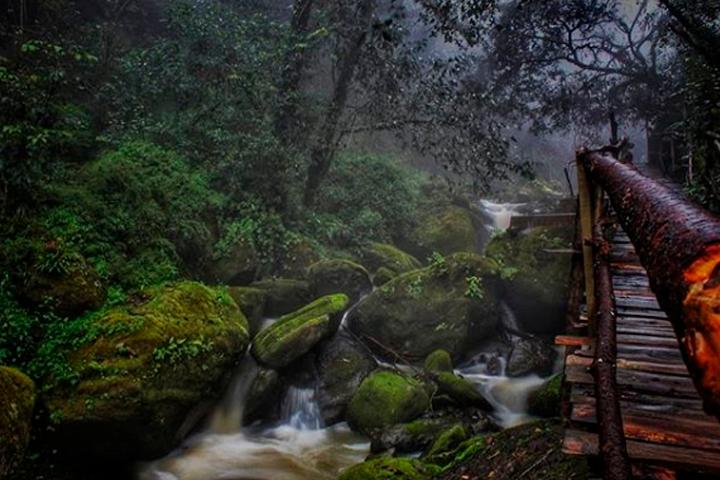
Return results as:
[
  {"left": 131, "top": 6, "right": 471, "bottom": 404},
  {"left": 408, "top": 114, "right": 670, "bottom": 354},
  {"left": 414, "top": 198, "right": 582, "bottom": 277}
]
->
[{"left": 1, "top": 1, "right": 719, "bottom": 479}]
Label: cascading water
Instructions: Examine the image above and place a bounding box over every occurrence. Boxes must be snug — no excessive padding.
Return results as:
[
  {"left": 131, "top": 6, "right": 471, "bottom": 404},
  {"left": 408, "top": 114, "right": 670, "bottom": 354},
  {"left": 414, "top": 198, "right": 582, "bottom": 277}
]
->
[
  {"left": 478, "top": 199, "right": 526, "bottom": 234},
  {"left": 138, "top": 356, "right": 369, "bottom": 480}
]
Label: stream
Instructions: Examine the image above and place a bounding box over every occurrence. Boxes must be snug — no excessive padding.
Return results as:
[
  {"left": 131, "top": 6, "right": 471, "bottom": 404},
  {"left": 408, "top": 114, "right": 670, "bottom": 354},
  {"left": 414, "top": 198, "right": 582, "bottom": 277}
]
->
[{"left": 137, "top": 200, "right": 561, "bottom": 480}]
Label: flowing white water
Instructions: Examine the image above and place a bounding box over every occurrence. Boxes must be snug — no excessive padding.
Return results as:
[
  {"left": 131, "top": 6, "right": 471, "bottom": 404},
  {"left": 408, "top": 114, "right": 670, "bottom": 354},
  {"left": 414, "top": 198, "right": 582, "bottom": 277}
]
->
[
  {"left": 138, "top": 357, "right": 369, "bottom": 480},
  {"left": 477, "top": 199, "right": 526, "bottom": 233}
]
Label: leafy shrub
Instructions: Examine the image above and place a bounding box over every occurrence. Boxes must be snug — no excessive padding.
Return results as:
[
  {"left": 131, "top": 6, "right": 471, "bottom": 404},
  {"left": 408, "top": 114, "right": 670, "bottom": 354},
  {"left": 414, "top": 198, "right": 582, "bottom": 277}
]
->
[{"left": 307, "top": 153, "right": 426, "bottom": 246}]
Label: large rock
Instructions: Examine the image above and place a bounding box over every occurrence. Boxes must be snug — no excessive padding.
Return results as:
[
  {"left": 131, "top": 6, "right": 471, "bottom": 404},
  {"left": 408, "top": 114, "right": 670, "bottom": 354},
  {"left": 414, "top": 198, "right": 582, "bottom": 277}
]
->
[
  {"left": 315, "top": 332, "right": 377, "bottom": 425},
  {"left": 205, "top": 236, "right": 258, "bottom": 285},
  {"left": 42, "top": 282, "right": 250, "bottom": 460},
  {"left": 228, "top": 286, "right": 267, "bottom": 336},
  {"left": 244, "top": 366, "right": 281, "bottom": 423},
  {"left": 408, "top": 206, "right": 478, "bottom": 258},
  {"left": 338, "top": 456, "right": 440, "bottom": 480},
  {"left": 527, "top": 374, "right": 563, "bottom": 417},
  {"left": 19, "top": 255, "right": 105, "bottom": 317},
  {"left": 485, "top": 227, "right": 572, "bottom": 334},
  {"left": 370, "top": 415, "right": 461, "bottom": 454},
  {"left": 0, "top": 367, "right": 35, "bottom": 478},
  {"left": 347, "top": 370, "right": 430, "bottom": 434},
  {"left": 250, "top": 278, "right": 313, "bottom": 317},
  {"left": 307, "top": 259, "right": 372, "bottom": 304},
  {"left": 349, "top": 253, "right": 500, "bottom": 361},
  {"left": 361, "top": 243, "right": 422, "bottom": 274},
  {"left": 432, "top": 372, "right": 491, "bottom": 410},
  {"left": 506, "top": 336, "right": 557, "bottom": 377},
  {"left": 251, "top": 294, "right": 349, "bottom": 368}
]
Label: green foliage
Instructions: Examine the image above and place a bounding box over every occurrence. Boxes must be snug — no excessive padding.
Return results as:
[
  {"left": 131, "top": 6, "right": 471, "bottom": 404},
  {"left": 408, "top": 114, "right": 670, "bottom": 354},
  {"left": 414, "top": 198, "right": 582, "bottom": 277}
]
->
[
  {"left": 308, "top": 153, "right": 426, "bottom": 246},
  {"left": 428, "top": 252, "right": 448, "bottom": 274},
  {"left": 153, "top": 337, "right": 214, "bottom": 366},
  {"left": 0, "top": 40, "right": 96, "bottom": 211},
  {"left": 464, "top": 275, "right": 484, "bottom": 300},
  {"left": 0, "top": 275, "right": 42, "bottom": 367}
]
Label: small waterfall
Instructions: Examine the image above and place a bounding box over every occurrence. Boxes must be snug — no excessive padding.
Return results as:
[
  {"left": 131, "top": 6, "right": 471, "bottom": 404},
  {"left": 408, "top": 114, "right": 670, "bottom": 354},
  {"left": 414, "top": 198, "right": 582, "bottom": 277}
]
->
[
  {"left": 282, "top": 387, "right": 322, "bottom": 431},
  {"left": 208, "top": 355, "right": 258, "bottom": 433},
  {"left": 478, "top": 199, "right": 525, "bottom": 233}
]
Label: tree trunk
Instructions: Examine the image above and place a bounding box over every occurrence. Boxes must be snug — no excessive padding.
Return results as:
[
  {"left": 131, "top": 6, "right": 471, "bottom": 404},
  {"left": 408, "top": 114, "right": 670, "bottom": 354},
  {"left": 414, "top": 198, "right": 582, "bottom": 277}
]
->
[
  {"left": 275, "top": 0, "right": 315, "bottom": 140},
  {"left": 302, "top": 0, "right": 375, "bottom": 207}
]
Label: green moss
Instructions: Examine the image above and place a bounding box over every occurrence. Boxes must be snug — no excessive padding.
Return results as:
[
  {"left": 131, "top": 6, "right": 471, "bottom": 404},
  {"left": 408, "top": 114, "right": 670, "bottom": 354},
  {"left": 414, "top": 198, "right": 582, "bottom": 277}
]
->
[
  {"left": 40, "top": 281, "right": 250, "bottom": 460},
  {"left": 411, "top": 206, "right": 477, "bottom": 257},
  {"left": 347, "top": 370, "right": 430, "bottom": 434},
  {"left": 361, "top": 243, "right": 422, "bottom": 274},
  {"left": 424, "top": 349, "right": 453, "bottom": 373},
  {"left": 251, "top": 294, "right": 349, "bottom": 368},
  {"left": 527, "top": 374, "right": 563, "bottom": 417},
  {"left": 339, "top": 456, "right": 440, "bottom": 480},
  {"left": 0, "top": 367, "right": 36, "bottom": 477},
  {"left": 433, "top": 372, "right": 489, "bottom": 408},
  {"left": 423, "top": 424, "right": 468, "bottom": 465},
  {"left": 372, "top": 266, "right": 397, "bottom": 287}
]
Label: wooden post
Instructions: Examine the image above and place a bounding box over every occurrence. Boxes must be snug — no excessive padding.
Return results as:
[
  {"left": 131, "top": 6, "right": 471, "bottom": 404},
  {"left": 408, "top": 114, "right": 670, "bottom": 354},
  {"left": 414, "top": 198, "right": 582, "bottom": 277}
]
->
[{"left": 576, "top": 151, "right": 596, "bottom": 334}]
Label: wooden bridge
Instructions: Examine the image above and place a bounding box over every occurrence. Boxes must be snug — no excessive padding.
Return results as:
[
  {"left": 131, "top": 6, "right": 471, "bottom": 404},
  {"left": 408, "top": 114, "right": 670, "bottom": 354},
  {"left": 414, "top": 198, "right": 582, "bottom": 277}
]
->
[{"left": 556, "top": 143, "right": 720, "bottom": 479}]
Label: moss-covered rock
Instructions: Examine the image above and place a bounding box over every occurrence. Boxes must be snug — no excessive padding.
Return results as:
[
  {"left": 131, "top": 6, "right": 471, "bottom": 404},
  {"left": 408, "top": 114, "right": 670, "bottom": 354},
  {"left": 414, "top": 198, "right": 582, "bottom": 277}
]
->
[
  {"left": 506, "top": 336, "right": 557, "bottom": 377},
  {"left": 307, "top": 259, "right": 372, "bottom": 303},
  {"left": 250, "top": 278, "right": 313, "bottom": 317},
  {"left": 205, "top": 236, "right": 258, "bottom": 285},
  {"left": 228, "top": 286, "right": 267, "bottom": 336},
  {"left": 42, "top": 281, "right": 250, "bottom": 461},
  {"left": 409, "top": 206, "right": 478, "bottom": 257},
  {"left": 370, "top": 415, "right": 460, "bottom": 453},
  {"left": 316, "top": 332, "right": 377, "bottom": 425},
  {"left": 372, "top": 267, "right": 397, "bottom": 287},
  {"left": 251, "top": 294, "right": 349, "bottom": 368},
  {"left": 0, "top": 367, "right": 35, "bottom": 478},
  {"left": 347, "top": 370, "right": 430, "bottom": 434},
  {"left": 338, "top": 456, "right": 440, "bottom": 480},
  {"left": 423, "top": 424, "right": 468, "bottom": 465},
  {"left": 527, "top": 374, "right": 563, "bottom": 418},
  {"left": 432, "top": 372, "right": 491, "bottom": 409},
  {"left": 424, "top": 349, "right": 453, "bottom": 373},
  {"left": 349, "top": 253, "right": 500, "bottom": 361},
  {"left": 275, "top": 236, "right": 322, "bottom": 279},
  {"left": 485, "top": 227, "right": 572, "bottom": 334},
  {"left": 438, "top": 419, "right": 588, "bottom": 480},
  {"left": 19, "top": 255, "right": 105, "bottom": 318},
  {"left": 361, "top": 243, "right": 422, "bottom": 274}
]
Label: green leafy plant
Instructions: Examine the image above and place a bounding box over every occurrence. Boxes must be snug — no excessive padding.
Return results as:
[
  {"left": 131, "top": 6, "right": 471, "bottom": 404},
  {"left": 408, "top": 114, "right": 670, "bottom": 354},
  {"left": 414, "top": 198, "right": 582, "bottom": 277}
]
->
[{"left": 465, "top": 275, "right": 484, "bottom": 300}]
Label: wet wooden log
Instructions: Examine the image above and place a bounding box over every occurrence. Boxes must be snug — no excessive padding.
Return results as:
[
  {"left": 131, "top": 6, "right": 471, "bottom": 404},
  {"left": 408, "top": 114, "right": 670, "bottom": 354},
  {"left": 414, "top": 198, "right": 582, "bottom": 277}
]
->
[{"left": 580, "top": 147, "right": 720, "bottom": 417}]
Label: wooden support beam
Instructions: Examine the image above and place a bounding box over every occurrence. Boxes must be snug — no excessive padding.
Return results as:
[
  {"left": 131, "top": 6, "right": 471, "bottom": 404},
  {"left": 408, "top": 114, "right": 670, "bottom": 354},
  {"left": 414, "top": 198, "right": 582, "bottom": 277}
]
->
[{"left": 576, "top": 153, "right": 596, "bottom": 334}]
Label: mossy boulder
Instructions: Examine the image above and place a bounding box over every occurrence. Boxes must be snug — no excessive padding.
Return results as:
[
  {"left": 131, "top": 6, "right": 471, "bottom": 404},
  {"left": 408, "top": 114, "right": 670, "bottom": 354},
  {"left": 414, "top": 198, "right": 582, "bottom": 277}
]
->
[
  {"left": 338, "top": 456, "right": 440, "bottom": 480},
  {"left": 228, "top": 286, "right": 267, "bottom": 336},
  {"left": 315, "top": 332, "right": 377, "bottom": 425},
  {"left": 361, "top": 243, "right": 422, "bottom": 274},
  {"left": 506, "top": 336, "right": 557, "bottom": 377},
  {"left": 205, "top": 236, "right": 258, "bottom": 285},
  {"left": 0, "top": 367, "right": 35, "bottom": 478},
  {"left": 423, "top": 424, "right": 468, "bottom": 465},
  {"left": 251, "top": 294, "right": 349, "bottom": 368},
  {"left": 372, "top": 267, "right": 397, "bottom": 287},
  {"left": 485, "top": 227, "right": 572, "bottom": 334},
  {"left": 275, "top": 236, "right": 322, "bottom": 279},
  {"left": 19, "top": 255, "right": 105, "bottom": 318},
  {"left": 347, "top": 370, "right": 430, "bottom": 434},
  {"left": 349, "top": 253, "right": 500, "bottom": 361},
  {"left": 432, "top": 372, "right": 491, "bottom": 409},
  {"left": 424, "top": 349, "right": 453, "bottom": 373},
  {"left": 250, "top": 278, "right": 313, "bottom": 317},
  {"left": 370, "top": 415, "right": 460, "bottom": 453},
  {"left": 307, "top": 259, "right": 372, "bottom": 303},
  {"left": 408, "top": 206, "right": 478, "bottom": 257},
  {"left": 42, "top": 281, "right": 250, "bottom": 461},
  {"left": 528, "top": 374, "right": 563, "bottom": 417}
]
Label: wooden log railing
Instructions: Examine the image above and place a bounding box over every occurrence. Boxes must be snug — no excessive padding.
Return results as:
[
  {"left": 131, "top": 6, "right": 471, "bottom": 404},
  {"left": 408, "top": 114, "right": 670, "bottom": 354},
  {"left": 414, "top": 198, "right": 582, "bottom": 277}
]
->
[{"left": 575, "top": 142, "right": 720, "bottom": 479}]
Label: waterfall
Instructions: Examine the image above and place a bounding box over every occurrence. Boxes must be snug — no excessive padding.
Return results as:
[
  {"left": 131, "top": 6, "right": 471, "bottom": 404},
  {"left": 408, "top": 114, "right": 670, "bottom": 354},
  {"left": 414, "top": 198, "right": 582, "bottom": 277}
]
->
[
  {"left": 478, "top": 199, "right": 525, "bottom": 233},
  {"left": 208, "top": 355, "right": 258, "bottom": 433},
  {"left": 282, "top": 387, "right": 322, "bottom": 431}
]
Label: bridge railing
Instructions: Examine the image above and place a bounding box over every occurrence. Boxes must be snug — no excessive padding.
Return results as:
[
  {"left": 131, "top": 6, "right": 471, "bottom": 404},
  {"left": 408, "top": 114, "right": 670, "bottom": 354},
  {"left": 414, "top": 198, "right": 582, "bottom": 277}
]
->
[{"left": 575, "top": 142, "right": 720, "bottom": 479}]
